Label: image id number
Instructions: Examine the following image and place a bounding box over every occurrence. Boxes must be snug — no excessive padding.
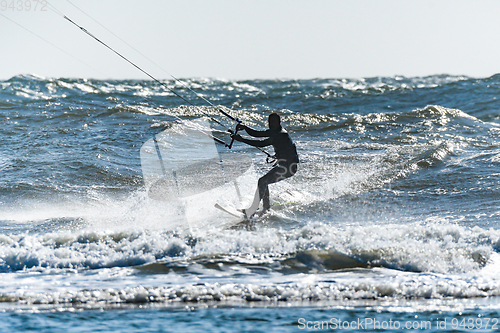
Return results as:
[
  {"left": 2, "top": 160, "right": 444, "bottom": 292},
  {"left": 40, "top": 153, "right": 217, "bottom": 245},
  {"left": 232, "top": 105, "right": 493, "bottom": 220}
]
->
[{"left": 1, "top": 0, "right": 47, "bottom": 11}]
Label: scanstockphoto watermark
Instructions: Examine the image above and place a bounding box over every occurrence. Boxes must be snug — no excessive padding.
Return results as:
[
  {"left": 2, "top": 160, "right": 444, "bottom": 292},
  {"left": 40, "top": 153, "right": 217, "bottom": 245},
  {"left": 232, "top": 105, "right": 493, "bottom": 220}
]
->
[
  {"left": 298, "top": 318, "right": 433, "bottom": 331},
  {"left": 1, "top": 0, "right": 47, "bottom": 11},
  {"left": 297, "top": 317, "right": 499, "bottom": 330}
]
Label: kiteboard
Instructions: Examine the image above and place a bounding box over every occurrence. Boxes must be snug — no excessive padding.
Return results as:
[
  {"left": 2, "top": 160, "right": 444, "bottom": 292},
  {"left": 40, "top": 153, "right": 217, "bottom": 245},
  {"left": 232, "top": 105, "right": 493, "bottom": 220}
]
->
[
  {"left": 214, "top": 203, "right": 245, "bottom": 219},
  {"left": 214, "top": 201, "right": 297, "bottom": 220},
  {"left": 214, "top": 203, "right": 270, "bottom": 221}
]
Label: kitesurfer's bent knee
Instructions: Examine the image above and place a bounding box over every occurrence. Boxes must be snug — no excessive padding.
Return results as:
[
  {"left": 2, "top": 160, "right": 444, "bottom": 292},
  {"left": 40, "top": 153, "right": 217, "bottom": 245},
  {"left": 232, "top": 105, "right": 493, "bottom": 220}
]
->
[{"left": 258, "top": 162, "right": 298, "bottom": 210}]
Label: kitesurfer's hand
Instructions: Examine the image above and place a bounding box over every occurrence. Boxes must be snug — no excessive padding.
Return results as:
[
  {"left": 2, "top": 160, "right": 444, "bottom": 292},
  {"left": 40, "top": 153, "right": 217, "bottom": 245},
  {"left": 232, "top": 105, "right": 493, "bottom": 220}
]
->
[{"left": 232, "top": 134, "right": 243, "bottom": 142}]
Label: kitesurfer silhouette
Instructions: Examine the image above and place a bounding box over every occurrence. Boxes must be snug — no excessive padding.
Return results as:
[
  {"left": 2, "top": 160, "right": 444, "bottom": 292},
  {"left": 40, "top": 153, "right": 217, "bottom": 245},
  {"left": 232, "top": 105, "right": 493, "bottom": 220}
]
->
[{"left": 232, "top": 113, "right": 299, "bottom": 218}]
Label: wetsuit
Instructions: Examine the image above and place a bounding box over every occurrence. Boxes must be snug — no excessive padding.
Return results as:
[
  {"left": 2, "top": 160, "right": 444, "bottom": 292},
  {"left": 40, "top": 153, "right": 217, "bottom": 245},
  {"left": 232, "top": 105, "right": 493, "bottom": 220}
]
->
[{"left": 238, "top": 126, "right": 299, "bottom": 210}]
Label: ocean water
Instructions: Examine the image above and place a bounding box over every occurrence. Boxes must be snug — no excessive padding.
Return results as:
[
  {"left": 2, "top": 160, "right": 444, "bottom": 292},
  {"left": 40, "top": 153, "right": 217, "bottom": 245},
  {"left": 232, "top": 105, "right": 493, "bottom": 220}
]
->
[{"left": 1, "top": 74, "right": 500, "bottom": 332}]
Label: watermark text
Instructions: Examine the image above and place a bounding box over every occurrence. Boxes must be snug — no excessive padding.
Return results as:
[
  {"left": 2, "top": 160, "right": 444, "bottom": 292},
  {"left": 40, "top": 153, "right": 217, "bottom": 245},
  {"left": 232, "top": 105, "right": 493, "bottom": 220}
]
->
[
  {"left": 297, "top": 317, "right": 499, "bottom": 330},
  {"left": 1, "top": 0, "right": 47, "bottom": 12}
]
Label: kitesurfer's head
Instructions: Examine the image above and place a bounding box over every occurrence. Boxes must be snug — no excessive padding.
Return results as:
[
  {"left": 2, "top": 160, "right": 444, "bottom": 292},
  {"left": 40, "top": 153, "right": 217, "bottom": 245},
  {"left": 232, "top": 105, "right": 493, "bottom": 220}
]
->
[{"left": 268, "top": 112, "right": 281, "bottom": 130}]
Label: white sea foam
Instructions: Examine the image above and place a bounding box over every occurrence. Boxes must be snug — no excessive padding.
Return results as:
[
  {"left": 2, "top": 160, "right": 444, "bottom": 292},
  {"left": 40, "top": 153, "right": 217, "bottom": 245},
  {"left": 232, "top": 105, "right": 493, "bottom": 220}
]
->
[
  {"left": 1, "top": 204, "right": 498, "bottom": 275},
  {"left": 2, "top": 260, "right": 500, "bottom": 310}
]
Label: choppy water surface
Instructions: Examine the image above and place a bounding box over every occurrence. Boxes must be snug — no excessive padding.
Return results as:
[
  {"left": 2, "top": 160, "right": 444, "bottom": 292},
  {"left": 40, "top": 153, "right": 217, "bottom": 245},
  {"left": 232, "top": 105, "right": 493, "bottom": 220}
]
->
[{"left": 2, "top": 74, "right": 500, "bottom": 331}]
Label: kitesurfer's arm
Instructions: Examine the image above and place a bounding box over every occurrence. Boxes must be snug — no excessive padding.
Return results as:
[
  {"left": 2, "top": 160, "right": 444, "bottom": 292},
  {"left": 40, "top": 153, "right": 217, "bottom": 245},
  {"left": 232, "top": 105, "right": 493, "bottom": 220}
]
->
[
  {"left": 236, "top": 124, "right": 270, "bottom": 138},
  {"left": 232, "top": 134, "right": 272, "bottom": 147}
]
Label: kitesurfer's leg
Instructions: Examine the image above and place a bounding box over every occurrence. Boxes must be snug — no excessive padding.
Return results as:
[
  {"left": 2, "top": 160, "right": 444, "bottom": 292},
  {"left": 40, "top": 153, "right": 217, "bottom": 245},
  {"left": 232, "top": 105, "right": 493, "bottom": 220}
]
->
[
  {"left": 257, "top": 176, "right": 271, "bottom": 212},
  {"left": 242, "top": 188, "right": 260, "bottom": 218},
  {"left": 258, "top": 165, "right": 283, "bottom": 212},
  {"left": 261, "top": 163, "right": 298, "bottom": 211},
  {"left": 261, "top": 186, "right": 271, "bottom": 211},
  {"left": 241, "top": 169, "right": 277, "bottom": 218},
  {"left": 242, "top": 163, "right": 297, "bottom": 218},
  {"left": 248, "top": 165, "right": 286, "bottom": 216}
]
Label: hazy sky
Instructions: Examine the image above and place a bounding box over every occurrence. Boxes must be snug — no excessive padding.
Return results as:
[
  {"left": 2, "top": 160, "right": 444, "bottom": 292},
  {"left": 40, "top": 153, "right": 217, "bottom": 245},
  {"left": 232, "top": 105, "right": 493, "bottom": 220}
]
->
[{"left": 2, "top": 0, "right": 500, "bottom": 80}]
